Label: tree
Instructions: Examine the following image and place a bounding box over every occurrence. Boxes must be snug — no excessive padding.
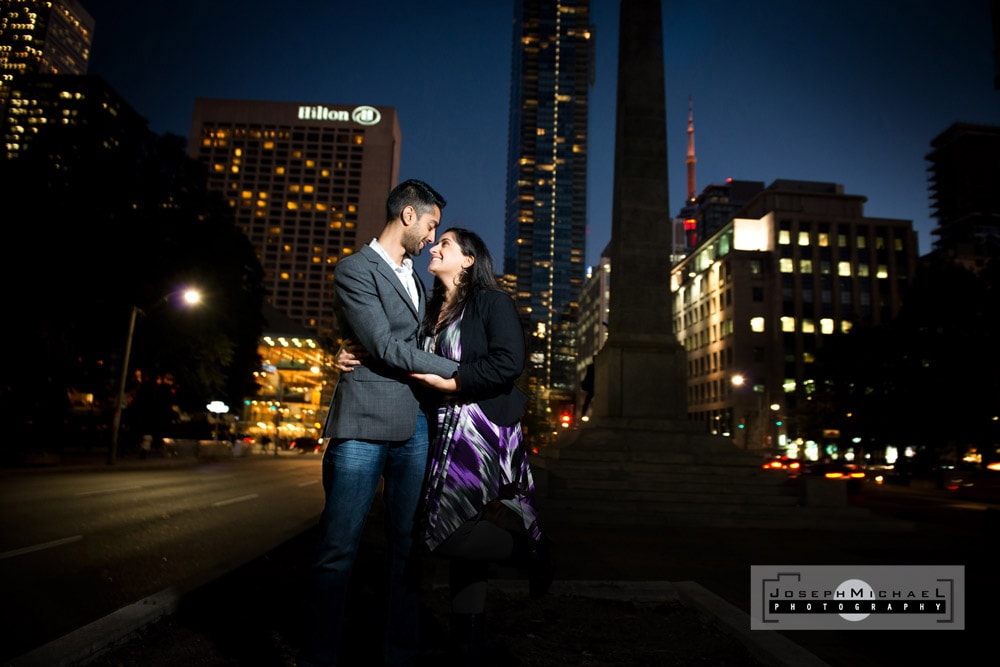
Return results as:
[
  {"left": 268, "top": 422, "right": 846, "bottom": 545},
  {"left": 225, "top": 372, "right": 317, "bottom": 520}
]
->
[
  {"left": 809, "top": 256, "right": 1000, "bottom": 462},
  {"left": 0, "top": 124, "right": 264, "bottom": 453}
]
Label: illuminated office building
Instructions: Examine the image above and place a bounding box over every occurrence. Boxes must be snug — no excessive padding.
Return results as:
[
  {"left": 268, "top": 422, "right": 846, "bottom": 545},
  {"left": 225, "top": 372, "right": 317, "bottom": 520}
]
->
[
  {"left": 671, "top": 180, "right": 918, "bottom": 456},
  {"left": 504, "top": 0, "right": 593, "bottom": 423},
  {"left": 188, "top": 99, "right": 400, "bottom": 342},
  {"left": 0, "top": 0, "right": 93, "bottom": 109},
  {"left": 1, "top": 0, "right": 96, "bottom": 158},
  {"left": 2, "top": 73, "right": 145, "bottom": 163}
]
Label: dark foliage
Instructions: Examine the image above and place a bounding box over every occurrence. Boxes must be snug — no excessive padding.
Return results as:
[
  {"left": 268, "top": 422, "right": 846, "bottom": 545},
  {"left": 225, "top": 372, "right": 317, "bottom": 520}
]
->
[
  {"left": 808, "top": 255, "right": 1000, "bottom": 462},
  {"left": 0, "top": 124, "right": 264, "bottom": 453}
]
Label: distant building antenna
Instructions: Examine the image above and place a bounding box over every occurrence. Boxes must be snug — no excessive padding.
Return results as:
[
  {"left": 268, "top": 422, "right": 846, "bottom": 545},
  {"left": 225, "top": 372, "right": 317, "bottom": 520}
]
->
[{"left": 686, "top": 95, "right": 697, "bottom": 203}]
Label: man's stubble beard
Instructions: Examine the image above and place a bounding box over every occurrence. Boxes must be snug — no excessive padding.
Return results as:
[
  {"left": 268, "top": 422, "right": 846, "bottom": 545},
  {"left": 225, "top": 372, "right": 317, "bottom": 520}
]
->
[{"left": 403, "top": 227, "right": 425, "bottom": 257}]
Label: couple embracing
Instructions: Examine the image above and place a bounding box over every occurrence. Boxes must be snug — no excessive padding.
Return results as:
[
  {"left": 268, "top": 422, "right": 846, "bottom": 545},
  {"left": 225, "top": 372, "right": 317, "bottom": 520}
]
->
[{"left": 298, "top": 179, "right": 552, "bottom": 667}]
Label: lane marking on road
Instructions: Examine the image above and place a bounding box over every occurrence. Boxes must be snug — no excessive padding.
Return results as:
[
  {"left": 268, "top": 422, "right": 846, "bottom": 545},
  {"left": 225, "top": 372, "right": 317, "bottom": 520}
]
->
[
  {"left": 75, "top": 486, "right": 145, "bottom": 496},
  {"left": 0, "top": 535, "right": 83, "bottom": 560},
  {"left": 212, "top": 494, "right": 259, "bottom": 507},
  {"left": 297, "top": 480, "right": 320, "bottom": 487},
  {"left": 951, "top": 502, "right": 994, "bottom": 510}
]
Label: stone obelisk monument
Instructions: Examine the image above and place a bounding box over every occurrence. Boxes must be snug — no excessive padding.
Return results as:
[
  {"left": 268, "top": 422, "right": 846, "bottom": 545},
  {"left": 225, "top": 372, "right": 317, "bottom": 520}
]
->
[
  {"left": 592, "top": 0, "right": 686, "bottom": 422},
  {"left": 531, "top": 0, "right": 805, "bottom": 528}
]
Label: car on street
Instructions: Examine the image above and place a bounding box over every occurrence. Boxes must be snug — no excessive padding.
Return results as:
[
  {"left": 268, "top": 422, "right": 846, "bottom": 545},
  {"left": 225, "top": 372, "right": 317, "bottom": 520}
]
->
[
  {"left": 760, "top": 455, "right": 803, "bottom": 474},
  {"left": 288, "top": 437, "right": 322, "bottom": 454},
  {"left": 943, "top": 462, "right": 1000, "bottom": 502},
  {"left": 797, "top": 460, "right": 867, "bottom": 493}
]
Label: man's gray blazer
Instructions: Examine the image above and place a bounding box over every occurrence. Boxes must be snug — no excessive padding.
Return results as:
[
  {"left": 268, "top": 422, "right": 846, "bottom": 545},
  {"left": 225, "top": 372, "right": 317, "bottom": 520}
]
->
[{"left": 322, "top": 244, "right": 459, "bottom": 442}]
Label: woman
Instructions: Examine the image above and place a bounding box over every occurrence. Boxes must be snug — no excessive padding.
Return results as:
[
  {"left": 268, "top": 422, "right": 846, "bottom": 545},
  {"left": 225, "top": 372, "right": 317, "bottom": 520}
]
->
[
  {"left": 412, "top": 227, "right": 552, "bottom": 661},
  {"left": 336, "top": 228, "right": 552, "bottom": 662}
]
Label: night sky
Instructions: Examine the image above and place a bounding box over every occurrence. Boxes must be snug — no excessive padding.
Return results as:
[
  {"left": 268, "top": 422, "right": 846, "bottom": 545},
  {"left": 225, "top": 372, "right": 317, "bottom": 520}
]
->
[{"left": 80, "top": 0, "right": 998, "bottom": 271}]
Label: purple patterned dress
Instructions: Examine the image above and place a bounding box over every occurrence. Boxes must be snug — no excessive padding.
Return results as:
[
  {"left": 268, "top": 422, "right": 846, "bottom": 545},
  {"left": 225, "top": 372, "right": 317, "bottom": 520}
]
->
[{"left": 420, "top": 311, "right": 542, "bottom": 552}]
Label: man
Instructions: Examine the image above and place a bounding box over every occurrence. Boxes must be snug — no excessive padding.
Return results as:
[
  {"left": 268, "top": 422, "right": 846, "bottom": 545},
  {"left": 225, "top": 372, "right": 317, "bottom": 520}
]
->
[{"left": 301, "top": 180, "right": 460, "bottom": 667}]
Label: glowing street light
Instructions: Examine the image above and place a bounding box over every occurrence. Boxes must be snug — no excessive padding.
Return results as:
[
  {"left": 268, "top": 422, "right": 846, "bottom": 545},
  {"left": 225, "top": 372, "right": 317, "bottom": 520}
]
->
[
  {"left": 109, "top": 288, "right": 202, "bottom": 465},
  {"left": 206, "top": 400, "right": 230, "bottom": 443}
]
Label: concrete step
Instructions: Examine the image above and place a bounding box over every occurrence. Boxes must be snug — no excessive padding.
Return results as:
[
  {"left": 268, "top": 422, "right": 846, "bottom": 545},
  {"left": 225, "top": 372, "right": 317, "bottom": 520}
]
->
[
  {"left": 535, "top": 446, "right": 764, "bottom": 467},
  {"left": 529, "top": 424, "right": 908, "bottom": 532},
  {"left": 538, "top": 497, "right": 915, "bottom": 531},
  {"left": 542, "top": 487, "right": 801, "bottom": 508},
  {"left": 545, "top": 477, "right": 798, "bottom": 500},
  {"left": 531, "top": 456, "right": 777, "bottom": 478}
]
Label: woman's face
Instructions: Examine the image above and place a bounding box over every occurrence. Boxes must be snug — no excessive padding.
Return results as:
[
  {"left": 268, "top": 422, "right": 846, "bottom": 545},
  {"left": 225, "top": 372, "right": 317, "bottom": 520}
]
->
[{"left": 428, "top": 231, "right": 473, "bottom": 284}]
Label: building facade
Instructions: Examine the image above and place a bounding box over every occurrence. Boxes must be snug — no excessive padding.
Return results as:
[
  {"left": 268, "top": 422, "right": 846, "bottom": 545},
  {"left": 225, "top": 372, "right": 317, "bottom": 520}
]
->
[
  {"left": 575, "top": 244, "right": 609, "bottom": 420},
  {"left": 0, "top": 0, "right": 93, "bottom": 84},
  {"left": 671, "top": 180, "right": 918, "bottom": 458},
  {"left": 925, "top": 122, "right": 1000, "bottom": 272},
  {"left": 1, "top": 0, "right": 95, "bottom": 155},
  {"left": 241, "top": 305, "right": 330, "bottom": 447},
  {"left": 503, "top": 0, "right": 593, "bottom": 425},
  {"left": 1, "top": 73, "right": 145, "bottom": 162},
  {"left": 188, "top": 99, "right": 401, "bottom": 343}
]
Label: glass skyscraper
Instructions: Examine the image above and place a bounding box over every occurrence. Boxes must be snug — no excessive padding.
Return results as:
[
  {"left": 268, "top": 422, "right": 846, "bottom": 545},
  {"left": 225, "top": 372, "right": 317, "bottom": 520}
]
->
[{"left": 504, "top": 0, "right": 593, "bottom": 425}]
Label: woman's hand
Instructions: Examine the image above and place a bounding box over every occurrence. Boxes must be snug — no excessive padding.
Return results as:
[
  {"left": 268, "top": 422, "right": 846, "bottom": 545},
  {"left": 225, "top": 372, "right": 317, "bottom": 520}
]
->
[
  {"left": 335, "top": 340, "right": 367, "bottom": 372},
  {"left": 410, "top": 373, "right": 459, "bottom": 392}
]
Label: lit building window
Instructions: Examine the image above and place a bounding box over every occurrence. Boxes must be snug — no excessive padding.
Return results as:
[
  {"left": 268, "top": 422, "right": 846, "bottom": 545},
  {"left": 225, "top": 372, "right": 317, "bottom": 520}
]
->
[
  {"left": 781, "top": 316, "right": 795, "bottom": 332},
  {"left": 750, "top": 317, "right": 765, "bottom": 333},
  {"left": 858, "top": 264, "right": 870, "bottom": 277},
  {"left": 820, "top": 318, "right": 834, "bottom": 334},
  {"left": 802, "top": 319, "right": 816, "bottom": 334},
  {"left": 876, "top": 265, "right": 888, "bottom": 279},
  {"left": 838, "top": 261, "right": 851, "bottom": 276},
  {"left": 800, "top": 259, "right": 813, "bottom": 273},
  {"left": 778, "top": 230, "right": 790, "bottom": 245},
  {"left": 779, "top": 258, "right": 794, "bottom": 273},
  {"left": 798, "top": 232, "right": 810, "bottom": 246}
]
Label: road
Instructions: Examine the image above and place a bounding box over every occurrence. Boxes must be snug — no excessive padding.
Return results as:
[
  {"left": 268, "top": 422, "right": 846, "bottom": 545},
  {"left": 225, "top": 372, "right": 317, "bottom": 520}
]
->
[
  {"left": 0, "top": 455, "right": 325, "bottom": 662},
  {"left": 2, "top": 461, "right": 996, "bottom": 666}
]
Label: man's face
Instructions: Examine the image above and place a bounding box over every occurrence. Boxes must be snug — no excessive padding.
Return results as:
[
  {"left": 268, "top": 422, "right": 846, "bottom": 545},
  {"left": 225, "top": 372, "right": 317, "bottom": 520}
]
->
[{"left": 402, "top": 204, "right": 441, "bottom": 256}]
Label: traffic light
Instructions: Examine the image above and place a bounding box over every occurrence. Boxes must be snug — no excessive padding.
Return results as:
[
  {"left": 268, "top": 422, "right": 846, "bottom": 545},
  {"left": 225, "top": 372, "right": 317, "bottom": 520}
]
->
[
  {"left": 737, "top": 417, "right": 746, "bottom": 430},
  {"left": 560, "top": 412, "right": 572, "bottom": 428}
]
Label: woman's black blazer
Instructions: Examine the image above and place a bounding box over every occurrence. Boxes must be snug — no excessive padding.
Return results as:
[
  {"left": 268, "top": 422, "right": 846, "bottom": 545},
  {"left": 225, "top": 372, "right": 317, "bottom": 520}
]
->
[{"left": 452, "top": 288, "right": 529, "bottom": 427}]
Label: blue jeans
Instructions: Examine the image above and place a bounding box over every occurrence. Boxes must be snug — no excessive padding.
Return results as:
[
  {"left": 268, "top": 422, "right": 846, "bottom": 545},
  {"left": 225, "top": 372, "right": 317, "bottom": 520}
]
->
[{"left": 304, "top": 410, "right": 429, "bottom": 667}]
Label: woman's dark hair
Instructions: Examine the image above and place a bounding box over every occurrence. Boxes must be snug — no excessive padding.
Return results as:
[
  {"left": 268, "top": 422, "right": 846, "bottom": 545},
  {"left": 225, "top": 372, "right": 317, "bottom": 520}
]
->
[
  {"left": 386, "top": 179, "right": 446, "bottom": 221},
  {"left": 423, "top": 227, "right": 498, "bottom": 335}
]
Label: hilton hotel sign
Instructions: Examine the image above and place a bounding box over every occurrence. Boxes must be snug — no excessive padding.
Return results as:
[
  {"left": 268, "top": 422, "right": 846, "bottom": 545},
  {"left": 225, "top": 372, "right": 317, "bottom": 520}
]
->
[{"left": 297, "top": 104, "right": 382, "bottom": 126}]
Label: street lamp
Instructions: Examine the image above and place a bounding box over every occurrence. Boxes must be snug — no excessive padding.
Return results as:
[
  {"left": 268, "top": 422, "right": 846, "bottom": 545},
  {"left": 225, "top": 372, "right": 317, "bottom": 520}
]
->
[
  {"left": 206, "top": 400, "right": 230, "bottom": 443},
  {"left": 109, "top": 288, "right": 201, "bottom": 465}
]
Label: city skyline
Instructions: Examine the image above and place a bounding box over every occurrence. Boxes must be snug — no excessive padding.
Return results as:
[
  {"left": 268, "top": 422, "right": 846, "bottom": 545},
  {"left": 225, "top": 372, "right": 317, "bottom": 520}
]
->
[{"left": 81, "top": 0, "right": 999, "bottom": 272}]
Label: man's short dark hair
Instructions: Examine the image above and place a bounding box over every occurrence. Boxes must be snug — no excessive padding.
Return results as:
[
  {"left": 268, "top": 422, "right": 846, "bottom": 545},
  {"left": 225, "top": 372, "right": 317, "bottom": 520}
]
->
[{"left": 386, "top": 179, "right": 447, "bottom": 221}]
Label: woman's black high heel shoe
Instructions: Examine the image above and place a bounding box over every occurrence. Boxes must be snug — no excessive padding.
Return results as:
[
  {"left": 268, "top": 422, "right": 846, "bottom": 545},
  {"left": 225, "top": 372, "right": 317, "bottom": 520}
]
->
[
  {"left": 483, "top": 499, "right": 555, "bottom": 598},
  {"left": 510, "top": 532, "right": 555, "bottom": 598}
]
